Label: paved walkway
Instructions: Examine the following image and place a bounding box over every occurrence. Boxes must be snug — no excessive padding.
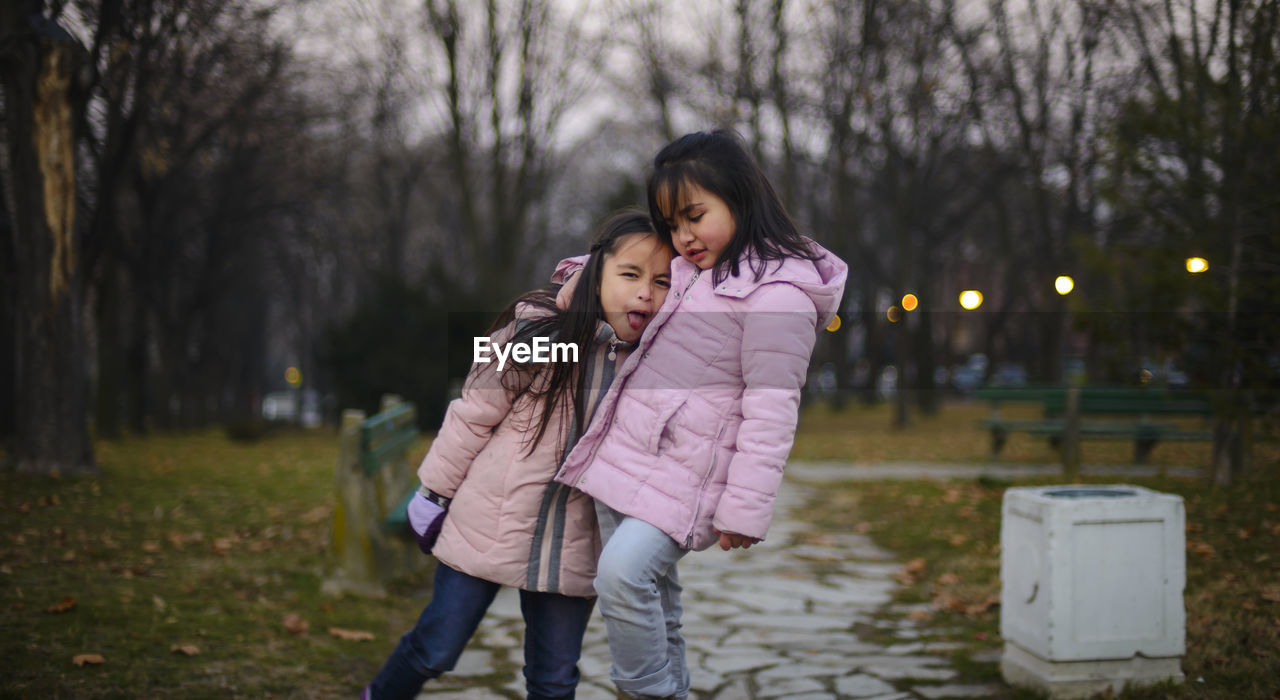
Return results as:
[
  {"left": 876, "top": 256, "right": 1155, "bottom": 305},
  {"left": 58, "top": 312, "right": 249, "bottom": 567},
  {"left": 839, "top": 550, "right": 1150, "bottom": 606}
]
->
[{"left": 410, "top": 460, "right": 1087, "bottom": 699}]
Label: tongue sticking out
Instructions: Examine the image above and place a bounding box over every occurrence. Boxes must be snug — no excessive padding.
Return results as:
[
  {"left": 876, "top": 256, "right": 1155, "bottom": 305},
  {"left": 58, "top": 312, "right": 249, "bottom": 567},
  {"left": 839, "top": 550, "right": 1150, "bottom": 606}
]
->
[{"left": 627, "top": 312, "right": 646, "bottom": 330}]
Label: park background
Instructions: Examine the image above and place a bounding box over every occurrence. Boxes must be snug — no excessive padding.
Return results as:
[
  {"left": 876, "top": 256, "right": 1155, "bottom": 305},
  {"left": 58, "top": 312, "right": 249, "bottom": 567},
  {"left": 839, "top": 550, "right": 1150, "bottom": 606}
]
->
[{"left": 2, "top": 0, "right": 1278, "bottom": 697}]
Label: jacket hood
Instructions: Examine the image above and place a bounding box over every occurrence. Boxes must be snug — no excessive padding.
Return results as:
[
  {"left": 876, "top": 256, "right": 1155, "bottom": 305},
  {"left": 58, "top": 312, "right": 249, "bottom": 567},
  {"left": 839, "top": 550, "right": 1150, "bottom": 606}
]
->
[{"left": 708, "top": 238, "right": 848, "bottom": 329}]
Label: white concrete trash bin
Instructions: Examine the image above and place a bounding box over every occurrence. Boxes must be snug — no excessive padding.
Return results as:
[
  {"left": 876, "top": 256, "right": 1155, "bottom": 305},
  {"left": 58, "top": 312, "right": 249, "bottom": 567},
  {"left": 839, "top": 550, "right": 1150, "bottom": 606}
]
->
[{"left": 1000, "top": 485, "right": 1185, "bottom": 698}]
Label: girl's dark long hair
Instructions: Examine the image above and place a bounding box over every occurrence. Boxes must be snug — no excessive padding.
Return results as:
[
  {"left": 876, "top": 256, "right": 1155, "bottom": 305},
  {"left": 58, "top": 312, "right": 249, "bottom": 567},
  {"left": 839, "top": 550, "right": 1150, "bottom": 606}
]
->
[
  {"left": 486, "top": 209, "right": 659, "bottom": 456},
  {"left": 647, "top": 129, "right": 820, "bottom": 286}
]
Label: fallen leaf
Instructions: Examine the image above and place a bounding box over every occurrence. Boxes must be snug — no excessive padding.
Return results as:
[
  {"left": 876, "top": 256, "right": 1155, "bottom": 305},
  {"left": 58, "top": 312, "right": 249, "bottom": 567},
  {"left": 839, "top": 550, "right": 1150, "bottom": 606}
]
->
[
  {"left": 153, "top": 595, "right": 166, "bottom": 612},
  {"left": 1236, "top": 529, "right": 1252, "bottom": 540},
  {"left": 327, "top": 627, "right": 374, "bottom": 641},
  {"left": 963, "top": 595, "right": 1001, "bottom": 616},
  {"left": 142, "top": 542, "right": 162, "bottom": 553},
  {"left": 895, "top": 557, "right": 928, "bottom": 584},
  {"left": 1261, "top": 585, "right": 1280, "bottom": 603},
  {"left": 212, "top": 538, "right": 233, "bottom": 556},
  {"left": 302, "top": 506, "right": 330, "bottom": 524},
  {"left": 62, "top": 549, "right": 77, "bottom": 561},
  {"left": 907, "top": 609, "right": 933, "bottom": 621},
  {"left": 170, "top": 644, "right": 200, "bottom": 656},
  {"left": 282, "top": 613, "right": 309, "bottom": 635},
  {"left": 949, "top": 534, "right": 969, "bottom": 547},
  {"left": 72, "top": 654, "right": 105, "bottom": 666},
  {"left": 46, "top": 596, "right": 77, "bottom": 614},
  {"left": 1188, "top": 541, "right": 1216, "bottom": 558},
  {"left": 854, "top": 521, "right": 873, "bottom": 534},
  {"left": 942, "top": 487, "right": 963, "bottom": 504},
  {"left": 1265, "top": 503, "right": 1277, "bottom": 513},
  {"left": 931, "top": 592, "right": 959, "bottom": 611},
  {"left": 936, "top": 572, "right": 961, "bottom": 586}
]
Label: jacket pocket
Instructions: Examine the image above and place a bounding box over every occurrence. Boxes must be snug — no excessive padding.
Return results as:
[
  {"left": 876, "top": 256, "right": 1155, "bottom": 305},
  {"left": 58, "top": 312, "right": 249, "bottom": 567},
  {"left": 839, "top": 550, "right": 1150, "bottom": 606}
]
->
[{"left": 646, "top": 391, "right": 689, "bottom": 454}]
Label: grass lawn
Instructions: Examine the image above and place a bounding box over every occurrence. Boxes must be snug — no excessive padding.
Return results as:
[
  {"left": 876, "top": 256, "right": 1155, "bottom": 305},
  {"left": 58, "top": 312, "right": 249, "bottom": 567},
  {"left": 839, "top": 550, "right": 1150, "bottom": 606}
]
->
[
  {"left": 795, "top": 400, "right": 1280, "bottom": 700},
  {"left": 0, "top": 429, "right": 446, "bottom": 699}
]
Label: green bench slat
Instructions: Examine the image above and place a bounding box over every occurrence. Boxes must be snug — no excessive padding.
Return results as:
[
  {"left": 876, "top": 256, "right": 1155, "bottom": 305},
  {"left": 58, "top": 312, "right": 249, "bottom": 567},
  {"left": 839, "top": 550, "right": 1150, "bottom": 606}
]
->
[
  {"left": 984, "top": 418, "right": 1211, "bottom": 440},
  {"left": 354, "top": 401, "right": 422, "bottom": 535},
  {"left": 360, "top": 427, "right": 418, "bottom": 475}
]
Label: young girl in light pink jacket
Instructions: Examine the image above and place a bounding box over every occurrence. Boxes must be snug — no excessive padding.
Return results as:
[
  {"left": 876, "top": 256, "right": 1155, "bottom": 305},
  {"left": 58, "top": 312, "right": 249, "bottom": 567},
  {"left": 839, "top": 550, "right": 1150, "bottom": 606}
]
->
[
  {"left": 553, "top": 131, "right": 848, "bottom": 699},
  {"left": 365, "top": 210, "right": 674, "bottom": 700}
]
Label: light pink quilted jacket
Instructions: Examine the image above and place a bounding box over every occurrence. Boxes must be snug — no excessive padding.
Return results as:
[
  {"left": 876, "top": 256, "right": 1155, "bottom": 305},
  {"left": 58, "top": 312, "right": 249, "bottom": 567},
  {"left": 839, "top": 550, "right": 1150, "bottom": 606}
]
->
[
  {"left": 554, "top": 242, "right": 847, "bottom": 550},
  {"left": 419, "top": 315, "right": 630, "bottom": 597}
]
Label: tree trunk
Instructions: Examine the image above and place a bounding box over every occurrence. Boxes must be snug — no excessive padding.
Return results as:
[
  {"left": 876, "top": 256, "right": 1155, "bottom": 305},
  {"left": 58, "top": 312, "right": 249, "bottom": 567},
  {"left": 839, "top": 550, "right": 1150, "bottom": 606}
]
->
[
  {"left": 92, "top": 267, "right": 123, "bottom": 438},
  {"left": 126, "top": 293, "right": 150, "bottom": 434},
  {"left": 1, "top": 9, "right": 97, "bottom": 475},
  {"left": 0, "top": 182, "right": 16, "bottom": 443},
  {"left": 915, "top": 309, "right": 938, "bottom": 415}
]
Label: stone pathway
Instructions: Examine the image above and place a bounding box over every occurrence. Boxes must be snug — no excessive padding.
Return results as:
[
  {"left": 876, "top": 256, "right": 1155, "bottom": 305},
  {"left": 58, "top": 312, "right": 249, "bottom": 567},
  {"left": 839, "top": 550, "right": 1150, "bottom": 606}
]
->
[{"left": 414, "top": 462, "right": 1011, "bottom": 699}]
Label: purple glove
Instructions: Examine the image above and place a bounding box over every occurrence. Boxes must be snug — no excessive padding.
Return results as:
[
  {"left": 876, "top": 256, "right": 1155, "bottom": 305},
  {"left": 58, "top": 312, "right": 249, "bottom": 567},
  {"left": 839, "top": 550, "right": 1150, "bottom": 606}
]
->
[{"left": 407, "top": 490, "right": 448, "bottom": 555}]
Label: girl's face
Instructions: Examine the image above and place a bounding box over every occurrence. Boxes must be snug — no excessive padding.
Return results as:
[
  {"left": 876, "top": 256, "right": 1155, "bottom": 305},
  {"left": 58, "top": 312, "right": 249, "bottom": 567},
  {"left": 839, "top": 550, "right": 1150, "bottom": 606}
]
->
[
  {"left": 657, "top": 182, "right": 736, "bottom": 270},
  {"left": 598, "top": 233, "right": 674, "bottom": 342}
]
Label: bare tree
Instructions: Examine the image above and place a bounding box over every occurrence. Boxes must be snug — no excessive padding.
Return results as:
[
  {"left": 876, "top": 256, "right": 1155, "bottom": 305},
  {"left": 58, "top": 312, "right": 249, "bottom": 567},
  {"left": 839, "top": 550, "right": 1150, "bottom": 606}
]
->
[
  {"left": 418, "top": 0, "right": 601, "bottom": 309},
  {"left": 1, "top": 1, "right": 96, "bottom": 474}
]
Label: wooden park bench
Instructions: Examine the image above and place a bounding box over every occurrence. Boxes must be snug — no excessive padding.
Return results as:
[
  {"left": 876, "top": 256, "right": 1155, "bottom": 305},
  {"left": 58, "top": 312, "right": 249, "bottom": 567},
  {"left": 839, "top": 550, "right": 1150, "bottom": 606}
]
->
[
  {"left": 976, "top": 385, "right": 1214, "bottom": 465},
  {"left": 322, "top": 395, "right": 429, "bottom": 597}
]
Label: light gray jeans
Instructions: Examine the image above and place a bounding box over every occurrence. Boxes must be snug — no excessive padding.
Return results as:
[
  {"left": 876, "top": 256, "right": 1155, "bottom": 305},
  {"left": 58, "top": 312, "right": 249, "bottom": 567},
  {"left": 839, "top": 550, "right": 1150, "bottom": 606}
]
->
[{"left": 593, "top": 502, "right": 691, "bottom": 700}]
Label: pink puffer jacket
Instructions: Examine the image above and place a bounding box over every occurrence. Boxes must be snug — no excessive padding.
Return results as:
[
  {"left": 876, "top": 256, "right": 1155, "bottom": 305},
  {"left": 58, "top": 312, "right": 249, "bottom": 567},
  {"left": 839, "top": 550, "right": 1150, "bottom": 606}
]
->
[
  {"left": 554, "top": 243, "right": 847, "bottom": 550},
  {"left": 419, "top": 315, "right": 631, "bottom": 596}
]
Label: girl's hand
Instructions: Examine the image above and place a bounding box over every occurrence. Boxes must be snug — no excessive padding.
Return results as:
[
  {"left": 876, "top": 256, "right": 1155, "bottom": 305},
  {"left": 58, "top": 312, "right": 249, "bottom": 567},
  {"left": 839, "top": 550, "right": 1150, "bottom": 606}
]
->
[
  {"left": 713, "top": 528, "right": 761, "bottom": 551},
  {"left": 408, "top": 492, "right": 448, "bottom": 555}
]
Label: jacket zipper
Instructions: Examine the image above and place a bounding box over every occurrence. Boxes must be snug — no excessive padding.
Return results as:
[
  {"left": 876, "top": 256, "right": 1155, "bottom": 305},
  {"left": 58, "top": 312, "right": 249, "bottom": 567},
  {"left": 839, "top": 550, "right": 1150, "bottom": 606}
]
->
[
  {"left": 685, "top": 421, "right": 728, "bottom": 548},
  {"left": 575, "top": 335, "right": 620, "bottom": 487},
  {"left": 682, "top": 269, "right": 702, "bottom": 295}
]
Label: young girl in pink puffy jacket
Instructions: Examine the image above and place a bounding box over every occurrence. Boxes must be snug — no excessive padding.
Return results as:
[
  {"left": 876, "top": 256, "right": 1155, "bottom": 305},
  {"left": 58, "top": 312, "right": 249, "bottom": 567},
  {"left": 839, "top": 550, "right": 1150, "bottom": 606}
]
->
[
  {"left": 552, "top": 130, "right": 848, "bottom": 699},
  {"left": 365, "top": 210, "right": 673, "bottom": 700}
]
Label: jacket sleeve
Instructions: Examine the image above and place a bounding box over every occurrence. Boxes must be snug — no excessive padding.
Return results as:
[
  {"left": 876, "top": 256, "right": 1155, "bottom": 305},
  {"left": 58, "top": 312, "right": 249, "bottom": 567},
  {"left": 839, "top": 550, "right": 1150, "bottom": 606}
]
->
[
  {"left": 712, "top": 284, "right": 818, "bottom": 540},
  {"left": 552, "top": 254, "right": 588, "bottom": 283},
  {"left": 416, "top": 323, "right": 519, "bottom": 497},
  {"left": 552, "top": 255, "right": 589, "bottom": 310}
]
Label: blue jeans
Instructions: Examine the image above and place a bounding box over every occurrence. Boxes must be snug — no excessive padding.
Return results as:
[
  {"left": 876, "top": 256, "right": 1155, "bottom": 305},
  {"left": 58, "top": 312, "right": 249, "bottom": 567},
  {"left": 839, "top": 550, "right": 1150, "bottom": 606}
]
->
[
  {"left": 370, "top": 562, "right": 594, "bottom": 700},
  {"left": 593, "top": 503, "right": 690, "bottom": 700}
]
